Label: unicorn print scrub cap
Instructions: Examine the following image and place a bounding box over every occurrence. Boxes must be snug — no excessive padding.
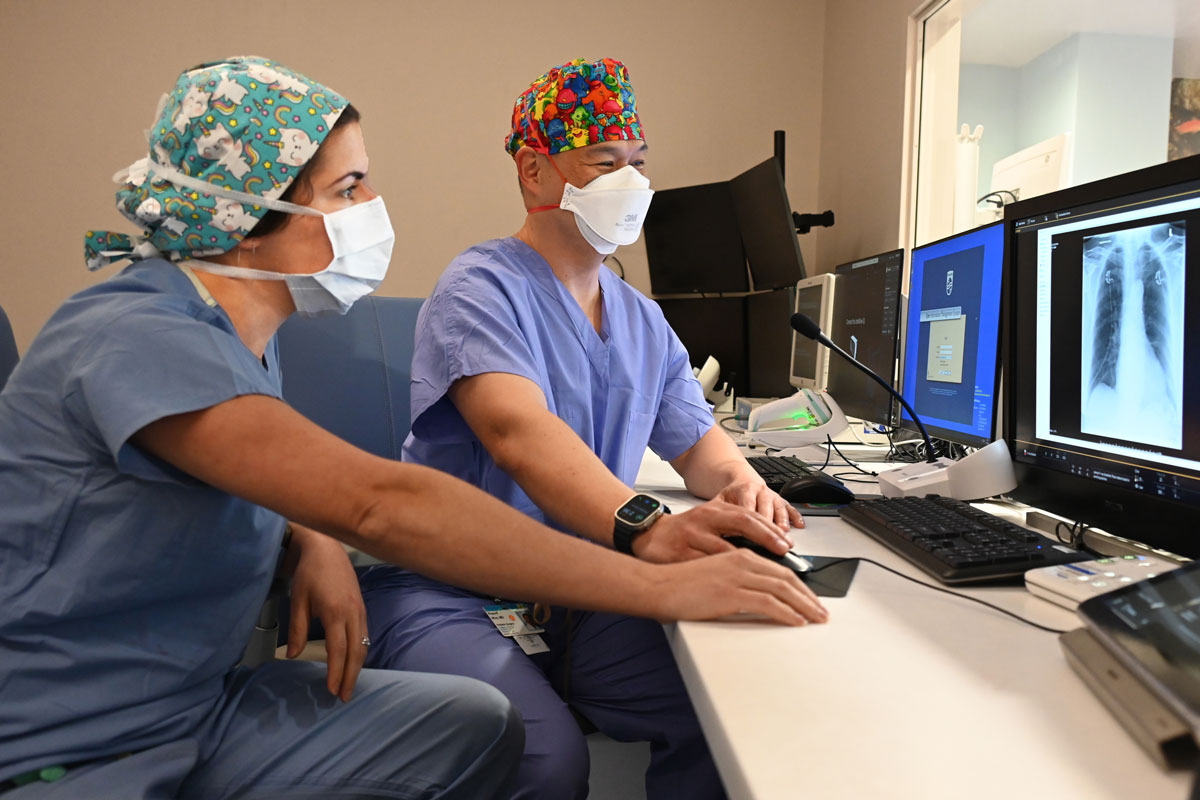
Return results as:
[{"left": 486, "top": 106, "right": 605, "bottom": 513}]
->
[
  {"left": 504, "top": 57, "right": 643, "bottom": 157},
  {"left": 85, "top": 55, "right": 349, "bottom": 270}
]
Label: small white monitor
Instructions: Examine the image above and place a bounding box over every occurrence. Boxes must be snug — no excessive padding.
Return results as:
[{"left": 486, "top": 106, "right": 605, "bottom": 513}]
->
[
  {"left": 789, "top": 273, "right": 836, "bottom": 390},
  {"left": 990, "top": 132, "right": 1073, "bottom": 205}
]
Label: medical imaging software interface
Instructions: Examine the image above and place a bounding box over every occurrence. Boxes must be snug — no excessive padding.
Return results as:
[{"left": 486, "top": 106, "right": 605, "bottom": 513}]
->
[
  {"left": 900, "top": 223, "right": 1004, "bottom": 446},
  {"left": 826, "top": 249, "right": 904, "bottom": 425},
  {"left": 1012, "top": 179, "right": 1200, "bottom": 505}
]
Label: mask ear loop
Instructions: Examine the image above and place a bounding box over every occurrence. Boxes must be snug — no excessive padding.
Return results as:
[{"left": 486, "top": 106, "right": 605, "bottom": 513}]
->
[{"left": 527, "top": 152, "right": 571, "bottom": 214}]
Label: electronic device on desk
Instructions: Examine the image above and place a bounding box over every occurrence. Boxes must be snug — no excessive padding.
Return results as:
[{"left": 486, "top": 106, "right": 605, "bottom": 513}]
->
[
  {"left": 1025, "top": 555, "right": 1181, "bottom": 610},
  {"left": 899, "top": 221, "right": 1005, "bottom": 452},
  {"left": 1063, "top": 560, "right": 1200, "bottom": 769},
  {"left": 839, "top": 495, "right": 1088, "bottom": 584},
  {"left": 790, "top": 273, "right": 837, "bottom": 391},
  {"left": 744, "top": 387, "right": 847, "bottom": 449},
  {"left": 790, "top": 311, "right": 1018, "bottom": 501},
  {"left": 825, "top": 248, "right": 904, "bottom": 433},
  {"left": 1005, "top": 152, "right": 1200, "bottom": 561},
  {"left": 876, "top": 220, "right": 1018, "bottom": 498}
]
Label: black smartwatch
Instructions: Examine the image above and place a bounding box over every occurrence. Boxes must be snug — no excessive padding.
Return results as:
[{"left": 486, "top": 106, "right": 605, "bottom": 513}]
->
[{"left": 613, "top": 494, "right": 670, "bottom": 556}]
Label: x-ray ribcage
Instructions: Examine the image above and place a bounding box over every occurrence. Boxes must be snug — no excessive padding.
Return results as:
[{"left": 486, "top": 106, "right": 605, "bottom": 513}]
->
[
  {"left": 1080, "top": 221, "right": 1185, "bottom": 450},
  {"left": 1086, "top": 239, "right": 1123, "bottom": 394}
]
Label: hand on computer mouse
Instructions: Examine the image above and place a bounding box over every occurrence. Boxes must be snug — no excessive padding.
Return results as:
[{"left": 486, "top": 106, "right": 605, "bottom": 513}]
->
[
  {"left": 715, "top": 477, "right": 805, "bottom": 531},
  {"left": 630, "top": 499, "right": 793, "bottom": 563},
  {"left": 724, "top": 535, "right": 814, "bottom": 577}
]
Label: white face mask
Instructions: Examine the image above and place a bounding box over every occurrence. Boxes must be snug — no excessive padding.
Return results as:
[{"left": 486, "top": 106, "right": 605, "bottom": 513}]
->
[
  {"left": 146, "top": 161, "right": 394, "bottom": 316},
  {"left": 557, "top": 165, "right": 655, "bottom": 255},
  {"left": 184, "top": 197, "right": 394, "bottom": 316}
]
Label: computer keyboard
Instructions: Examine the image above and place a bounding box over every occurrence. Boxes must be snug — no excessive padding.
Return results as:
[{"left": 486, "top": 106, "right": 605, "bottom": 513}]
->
[
  {"left": 839, "top": 495, "right": 1090, "bottom": 584},
  {"left": 746, "top": 455, "right": 821, "bottom": 491}
]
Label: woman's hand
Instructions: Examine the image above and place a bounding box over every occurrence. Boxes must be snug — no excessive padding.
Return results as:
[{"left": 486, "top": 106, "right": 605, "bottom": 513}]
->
[
  {"left": 648, "top": 548, "right": 829, "bottom": 625},
  {"left": 286, "top": 523, "right": 368, "bottom": 702}
]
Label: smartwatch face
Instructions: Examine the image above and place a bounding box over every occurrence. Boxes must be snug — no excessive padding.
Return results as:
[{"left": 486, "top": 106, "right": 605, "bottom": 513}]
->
[{"left": 617, "top": 495, "right": 662, "bottom": 527}]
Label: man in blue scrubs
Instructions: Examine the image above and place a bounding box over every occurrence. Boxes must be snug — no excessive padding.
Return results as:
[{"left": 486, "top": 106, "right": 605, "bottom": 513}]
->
[{"left": 361, "top": 58, "right": 826, "bottom": 800}]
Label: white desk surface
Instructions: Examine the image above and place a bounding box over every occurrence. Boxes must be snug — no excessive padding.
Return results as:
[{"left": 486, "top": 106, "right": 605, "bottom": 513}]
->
[{"left": 636, "top": 449, "right": 1193, "bottom": 800}]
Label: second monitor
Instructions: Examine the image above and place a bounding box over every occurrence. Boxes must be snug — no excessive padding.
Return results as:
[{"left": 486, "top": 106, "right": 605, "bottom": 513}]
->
[
  {"left": 898, "top": 222, "right": 1006, "bottom": 449},
  {"left": 825, "top": 249, "right": 905, "bottom": 427}
]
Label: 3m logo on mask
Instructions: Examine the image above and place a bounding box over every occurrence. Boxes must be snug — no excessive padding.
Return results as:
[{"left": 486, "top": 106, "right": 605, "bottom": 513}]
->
[{"left": 624, "top": 213, "right": 640, "bottom": 223}]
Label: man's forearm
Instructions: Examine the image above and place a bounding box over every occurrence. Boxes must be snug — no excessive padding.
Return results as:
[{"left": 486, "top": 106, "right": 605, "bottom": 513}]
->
[{"left": 672, "top": 426, "right": 761, "bottom": 498}]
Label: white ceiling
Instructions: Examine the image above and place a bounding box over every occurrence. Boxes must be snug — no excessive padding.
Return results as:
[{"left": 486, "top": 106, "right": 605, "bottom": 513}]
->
[{"left": 959, "top": 0, "right": 1199, "bottom": 67}]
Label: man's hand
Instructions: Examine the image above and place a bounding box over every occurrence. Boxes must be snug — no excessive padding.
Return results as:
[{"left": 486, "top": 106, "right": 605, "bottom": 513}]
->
[
  {"left": 648, "top": 548, "right": 829, "bottom": 625},
  {"left": 286, "top": 524, "right": 368, "bottom": 702},
  {"left": 631, "top": 499, "right": 795, "bottom": 563},
  {"left": 717, "top": 477, "right": 804, "bottom": 532}
]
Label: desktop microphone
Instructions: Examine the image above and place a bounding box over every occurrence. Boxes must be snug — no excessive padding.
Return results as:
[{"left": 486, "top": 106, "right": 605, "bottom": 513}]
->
[{"left": 789, "top": 312, "right": 937, "bottom": 463}]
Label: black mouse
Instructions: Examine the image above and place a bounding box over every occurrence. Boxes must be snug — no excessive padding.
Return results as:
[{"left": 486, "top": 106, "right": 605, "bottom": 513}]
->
[
  {"left": 724, "top": 535, "right": 813, "bottom": 575},
  {"left": 778, "top": 473, "right": 855, "bottom": 505}
]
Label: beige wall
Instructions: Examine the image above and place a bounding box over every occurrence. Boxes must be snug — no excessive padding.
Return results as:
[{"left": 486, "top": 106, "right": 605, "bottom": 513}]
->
[
  {"left": 814, "top": 0, "right": 917, "bottom": 274},
  {"left": 0, "top": 0, "right": 829, "bottom": 351}
]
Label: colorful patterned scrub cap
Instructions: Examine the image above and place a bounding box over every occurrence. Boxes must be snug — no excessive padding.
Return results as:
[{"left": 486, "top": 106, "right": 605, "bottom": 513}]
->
[
  {"left": 85, "top": 56, "right": 349, "bottom": 270},
  {"left": 504, "top": 58, "right": 643, "bottom": 157}
]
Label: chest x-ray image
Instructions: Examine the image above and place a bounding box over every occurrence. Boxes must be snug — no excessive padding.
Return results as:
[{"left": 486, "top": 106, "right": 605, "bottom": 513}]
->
[{"left": 1080, "top": 220, "right": 1185, "bottom": 449}]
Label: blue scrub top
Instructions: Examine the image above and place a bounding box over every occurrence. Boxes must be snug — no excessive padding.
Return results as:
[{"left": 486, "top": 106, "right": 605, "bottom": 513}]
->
[
  {"left": 0, "top": 260, "right": 286, "bottom": 780},
  {"left": 403, "top": 237, "right": 713, "bottom": 525}
]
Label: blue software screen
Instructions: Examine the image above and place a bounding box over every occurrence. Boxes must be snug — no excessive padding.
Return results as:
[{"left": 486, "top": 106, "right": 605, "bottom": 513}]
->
[{"left": 900, "top": 222, "right": 1004, "bottom": 445}]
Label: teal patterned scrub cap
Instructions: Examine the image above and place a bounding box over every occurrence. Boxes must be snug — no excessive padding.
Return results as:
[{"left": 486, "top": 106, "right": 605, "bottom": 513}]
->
[{"left": 85, "top": 56, "right": 349, "bottom": 269}]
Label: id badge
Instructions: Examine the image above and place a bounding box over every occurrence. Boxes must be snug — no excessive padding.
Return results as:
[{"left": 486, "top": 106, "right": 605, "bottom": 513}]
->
[{"left": 483, "top": 603, "right": 545, "bottom": 636}]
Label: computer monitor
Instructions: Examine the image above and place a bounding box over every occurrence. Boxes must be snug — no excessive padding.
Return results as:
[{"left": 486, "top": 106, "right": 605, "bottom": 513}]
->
[
  {"left": 898, "top": 222, "right": 1005, "bottom": 448},
  {"left": 1005, "top": 154, "right": 1200, "bottom": 557},
  {"left": 825, "top": 249, "right": 904, "bottom": 426},
  {"left": 730, "top": 157, "right": 807, "bottom": 290},
  {"left": 790, "top": 274, "right": 836, "bottom": 390},
  {"left": 745, "top": 288, "right": 796, "bottom": 398},
  {"left": 644, "top": 181, "right": 749, "bottom": 295},
  {"left": 657, "top": 296, "right": 749, "bottom": 398}
]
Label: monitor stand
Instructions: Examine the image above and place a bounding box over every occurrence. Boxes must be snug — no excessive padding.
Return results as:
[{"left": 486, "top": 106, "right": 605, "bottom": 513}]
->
[{"left": 876, "top": 438, "right": 1017, "bottom": 500}]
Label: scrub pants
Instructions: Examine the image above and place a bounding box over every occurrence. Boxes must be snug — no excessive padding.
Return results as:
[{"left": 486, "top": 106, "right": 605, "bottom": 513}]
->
[
  {"left": 5, "top": 660, "right": 522, "bottom": 800},
  {"left": 358, "top": 569, "right": 727, "bottom": 800}
]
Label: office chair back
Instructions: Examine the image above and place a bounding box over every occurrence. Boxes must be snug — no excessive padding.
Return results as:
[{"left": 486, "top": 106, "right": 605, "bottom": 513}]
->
[
  {"left": 276, "top": 295, "right": 424, "bottom": 457},
  {"left": 0, "top": 304, "right": 18, "bottom": 391},
  {"left": 240, "top": 296, "right": 423, "bottom": 669}
]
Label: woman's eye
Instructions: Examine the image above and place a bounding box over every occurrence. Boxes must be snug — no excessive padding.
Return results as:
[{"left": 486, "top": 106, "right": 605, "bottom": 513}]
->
[{"left": 341, "top": 184, "right": 358, "bottom": 200}]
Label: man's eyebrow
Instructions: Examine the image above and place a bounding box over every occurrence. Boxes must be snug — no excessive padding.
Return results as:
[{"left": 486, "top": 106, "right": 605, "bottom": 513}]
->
[{"left": 587, "top": 142, "right": 649, "bottom": 157}]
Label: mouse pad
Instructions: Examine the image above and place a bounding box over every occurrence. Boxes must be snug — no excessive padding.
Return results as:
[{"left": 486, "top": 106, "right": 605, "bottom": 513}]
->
[{"left": 799, "top": 556, "right": 859, "bottom": 598}]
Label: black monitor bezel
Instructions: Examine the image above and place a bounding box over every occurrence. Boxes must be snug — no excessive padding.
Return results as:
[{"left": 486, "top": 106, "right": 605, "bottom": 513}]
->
[
  {"left": 1003, "top": 153, "right": 1200, "bottom": 558},
  {"left": 826, "top": 248, "right": 905, "bottom": 427},
  {"left": 896, "top": 222, "right": 1005, "bottom": 450},
  {"left": 644, "top": 180, "right": 750, "bottom": 295},
  {"left": 730, "top": 157, "right": 807, "bottom": 291}
]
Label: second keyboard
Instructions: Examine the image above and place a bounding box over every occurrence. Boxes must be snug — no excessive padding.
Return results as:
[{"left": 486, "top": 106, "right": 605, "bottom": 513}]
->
[{"left": 839, "top": 495, "right": 1089, "bottom": 584}]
